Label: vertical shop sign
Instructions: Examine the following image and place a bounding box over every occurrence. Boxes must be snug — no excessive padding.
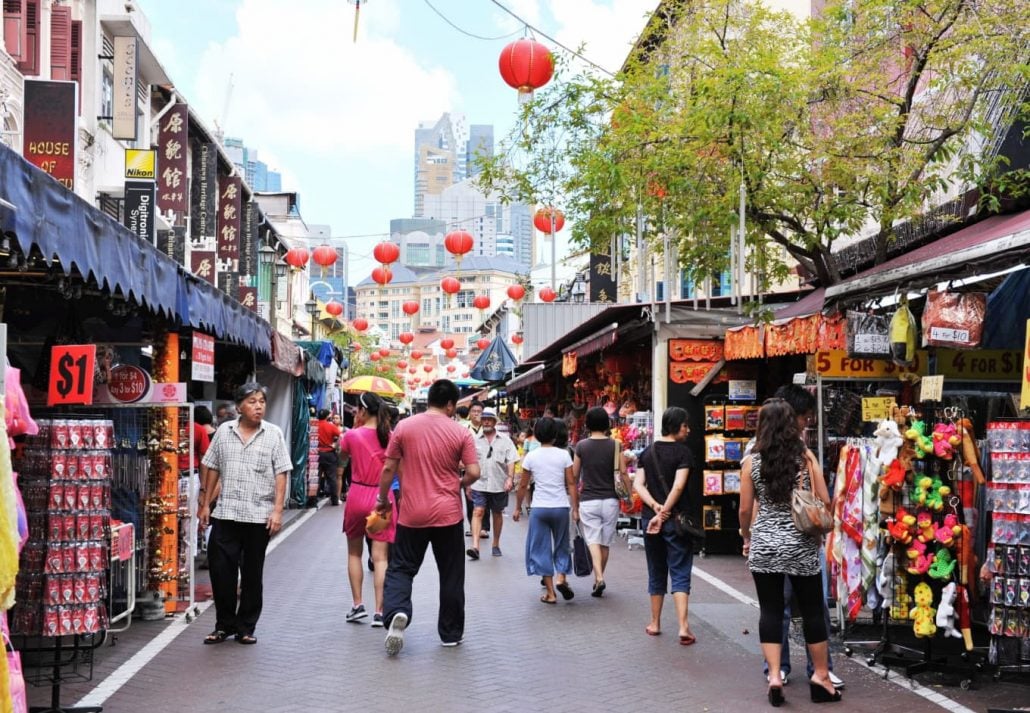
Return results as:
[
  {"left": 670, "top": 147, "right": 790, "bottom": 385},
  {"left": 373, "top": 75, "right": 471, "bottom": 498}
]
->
[
  {"left": 190, "top": 142, "right": 217, "bottom": 250},
  {"left": 217, "top": 175, "right": 241, "bottom": 269},
  {"left": 191, "top": 332, "right": 215, "bottom": 382},
  {"left": 216, "top": 271, "right": 236, "bottom": 296},
  {"left": 240, "top": 201, "right": 259, "bottom": 277},
  {"left": 23, "top": 80, "right": 76, "bottom": 189},
  {"left": 157, "top": 104, "right": 188, "bottom": 213},
  {"left": 157, "top": 226, "right": 186, "bottom": 265},
  {"left": 589, "top": 252, "right": 616, "bottom": 303},
  {"left": 191, "top": 250, "right": 216, "bottom": 285},
  {"left": 111, "top": 36, "right": 138, "bottom": 141},
  {"left": 1021, "top": 319, "right": 1030, "bottom": 410},
  {"left": 238, "top": 286, "right": 258, "bottom": 311},
  {"left": 123, "top": 181, "right": 155, "bottom": 244}
]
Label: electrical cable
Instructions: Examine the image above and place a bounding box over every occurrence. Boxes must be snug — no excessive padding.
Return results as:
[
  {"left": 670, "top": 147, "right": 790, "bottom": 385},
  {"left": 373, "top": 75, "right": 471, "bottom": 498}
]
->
[{"left": 422, "top": 0, "right": 522, "bottom": 41}]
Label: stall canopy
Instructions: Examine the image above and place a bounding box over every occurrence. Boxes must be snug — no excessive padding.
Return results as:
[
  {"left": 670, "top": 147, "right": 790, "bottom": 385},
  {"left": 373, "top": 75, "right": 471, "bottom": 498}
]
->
[
  {"left": 0, "top": 143, "right": 273, "bottom": 355},
  {"left": 562, "top": 323, "right": 618, "bottom": 358},
  {"left": 470, "top": 336, "right": 518, "bottom": 382},
  {"left": 505, "top": 364, "right": 545, "bottom": 393}
]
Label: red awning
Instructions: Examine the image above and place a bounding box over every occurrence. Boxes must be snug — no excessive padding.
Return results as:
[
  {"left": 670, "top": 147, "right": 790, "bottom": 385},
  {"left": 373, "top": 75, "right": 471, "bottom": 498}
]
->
[
  {"left": 562, "top": 323, "right": 618, "bottom": 358},
  {"left": 773, "top": 288, "right": 825, "bottom": 320}
]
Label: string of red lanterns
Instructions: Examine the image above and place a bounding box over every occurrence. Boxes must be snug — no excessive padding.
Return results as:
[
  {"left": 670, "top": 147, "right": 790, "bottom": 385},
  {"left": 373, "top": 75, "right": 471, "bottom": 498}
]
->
[{"left": 311, "top": 244, "right": 337, "bottom": 276}]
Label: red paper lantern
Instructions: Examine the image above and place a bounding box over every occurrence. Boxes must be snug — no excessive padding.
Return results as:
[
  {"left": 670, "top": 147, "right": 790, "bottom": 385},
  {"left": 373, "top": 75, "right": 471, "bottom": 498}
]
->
[
  {"left": 352, "top": 318, "right": 368, "bottom": 332},
  {"left": 285, "top": 246, "right": 309, "bottom": 269},
  {"left": 447, "top": 365, "right": 456, "bottom": 373},
  {"left": 445, "top": 348, "right": 458, "bottom": 359},
  {"left": 511, "top": 334, "right": 524, "bottom": 345},
  {"left": 371, "top": 266, "right": 393, "bottom": 285},
  {"left": 398, "top": 332, "right": 414, "bottom": 345},
  {"left": 533, "top": 207, "right": 565, "bottom": 234},
  {"left": 506, "top": 284, "right": 526, "bottom": 301},
  {"left": 472, "top": 295, "right": 491, "bottom": 311},
  {"left": 443, "top": 230, "right": 474, "bottom": 259},
  {"left": 439, "top": 337, "right": 455, "bottom": 350},
  {"left": 423, "top": 364, "right": 433, "bottom": 373},
  {"left": 408, "top": 367, "right": 417, "bottom": 375},
  {"left": 377, "top": 365, "right": 387, "bottom": 373},
  {"left": 352, "top": 343, "right": 362, "bottom": 351},
  {"left": 402, "top": 301, "right": 419, "bottom": 316},
  {"left": 325, "top": 301, "right": 343, "bottom": 317},
  {"left": 372, "top": 241, "right": 400, "bottom": 266},
  {"left": 539, "top": 287, "right": 557, "bottom": 303},
  {"left": 499, "top": 38, "right": 554, "bottom": 99},
  {"left": 410, "top": 350, "right": 423, "bottom": 360},
  {"left": 370, "top": 352, "right": 381, "bottom": 362},
  {"left": 397, "top": 360, "right": 408, "bottom": 369},
  {"left": 440, "top": 277, "right": 461, "bottom": 295},
  {"left": 476, "top": 338, "right": 490, "bottom": 350},
  {"left": 378, "top": 348, "right": 390, "bottom": 357},
  {"left": 311, "top": 244, "right": 337, "bottom": 275}
]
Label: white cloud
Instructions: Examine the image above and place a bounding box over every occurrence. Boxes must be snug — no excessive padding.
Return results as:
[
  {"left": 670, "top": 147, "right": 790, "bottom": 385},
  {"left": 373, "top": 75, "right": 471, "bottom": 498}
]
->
[{"left": 549, "top": 0, "right": 657, "bottom": 75}]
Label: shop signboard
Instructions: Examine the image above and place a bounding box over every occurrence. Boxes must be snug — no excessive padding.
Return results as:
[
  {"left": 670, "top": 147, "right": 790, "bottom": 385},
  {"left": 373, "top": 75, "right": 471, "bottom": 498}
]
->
[
  {"left": 192, "top": 332, "right": 215, "bottom": 383},
  {"left": 157, "top": 104, "right": 188, "bottom": 213},
  {"left": 861, "top": 396, "right": 896, "bottom": 422},
  {"left": 23, "top": 79, "right": 76, "bottom": 189},
  {"left": 124, "top": 149, "right": 155, "bottom": 180},
  {"left": 95, "top": 373, "right": 186, "bottom": 405},
  {"left": 936, "top": 349, "right": 1023, "bottom": 382},
  {"left": 217, "top": 175, "right": 241, "bottom": 267},
  {"left": 47, "top": 344, "right": 96, "bottom": 406},
  {"left": 123, "top": 180, "right": 155, "bottom": 244},
  {"left": 112, "top": 36, "right": 138, "bottom": 141},
  {"left": 728, "top": 380, "right": 757, "bottom": 401},
  {"left": 190, "top": 143, "right": 218, "bottom": 250},
  {"left": 239, "top": 286, "right": 258, "bottom": 311},
  {"left": 157, "top": 226, "right": 186, "bottom": 265},
  {"left": 812, "top": 350, "right": 928, "bottom": 379},
  {"left": 191, "top": 250, "right": 216, "bottom": 285},
  {"left": 1022, "top": 320, "right": 1030, "bottom": 410},
  {"left": 589, "top": 253, "right": 616, "bottom": 303},
  {"left": 240, "top": 201, "right": 259, "bottom": 277}
]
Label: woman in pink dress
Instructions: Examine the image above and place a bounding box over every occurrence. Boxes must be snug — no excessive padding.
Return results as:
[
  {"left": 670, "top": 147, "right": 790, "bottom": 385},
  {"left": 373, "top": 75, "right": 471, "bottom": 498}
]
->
[{"left": 340, "top": 392, "right": 396, "bottom": 626}]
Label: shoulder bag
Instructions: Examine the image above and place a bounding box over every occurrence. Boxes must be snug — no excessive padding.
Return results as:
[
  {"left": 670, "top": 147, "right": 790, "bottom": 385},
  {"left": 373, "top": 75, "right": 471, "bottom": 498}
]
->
[
  {"left": 612, "top": 440, "right": 630, "bottom": 501},
  {"left": 647, "top": 444, "right": 704, "bottom": 542},
  {"left": 572, "top": 522, "right": 592, "bottom": 577},
  {"left": 790, "top": 456, "right": 833, "bottom": 537}
]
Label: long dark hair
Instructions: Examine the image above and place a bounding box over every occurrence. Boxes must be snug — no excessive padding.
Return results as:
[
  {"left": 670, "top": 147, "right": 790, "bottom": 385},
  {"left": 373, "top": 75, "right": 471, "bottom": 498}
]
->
[
  {"left": 359, "top": 392, "right": 393, "bottom": 449},
  {"left": 754, "top": 398, "right": 805, "bottom": 505}
]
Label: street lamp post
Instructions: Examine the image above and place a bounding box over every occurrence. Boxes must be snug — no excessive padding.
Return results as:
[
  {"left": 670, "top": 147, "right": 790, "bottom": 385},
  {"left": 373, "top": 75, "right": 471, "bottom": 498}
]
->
[
  {"left": 258, "top": 243, "right": 276, "bottom": 323},
  {"left": 304, "top": 291, "right": 319, "bottom": 339}
]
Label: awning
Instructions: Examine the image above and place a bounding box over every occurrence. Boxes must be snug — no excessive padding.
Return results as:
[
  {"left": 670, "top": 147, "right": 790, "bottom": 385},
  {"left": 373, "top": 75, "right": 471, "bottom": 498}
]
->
[
  {"left": 562, "top": 323, "right": 618, "bottom": 358},
  {"left": 0, "top": 142, "right": 273, "bottom": 356},
  {"left": 505, "top": 364, "right": 545, "bottom": 392},
  {"left": 826, "top": 210, "right": 1030, "bottom": 302},
  {"left": 470, "top": 335, "right": 518, "bottom": 382},
  {"left": 772, "top": 288, "right": 825, "bottom": 320}
]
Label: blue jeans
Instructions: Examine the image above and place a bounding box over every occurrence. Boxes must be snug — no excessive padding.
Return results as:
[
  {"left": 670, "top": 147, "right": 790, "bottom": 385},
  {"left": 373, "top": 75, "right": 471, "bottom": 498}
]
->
[
  {"left": 643, "top": 520, "right": 694, "bottom": 594},
  {"left": 762, "top": 577, "right": 835, "bottom": 676},
  {"left": 524, "top": 507, "right": 571, "bottom": 576}
]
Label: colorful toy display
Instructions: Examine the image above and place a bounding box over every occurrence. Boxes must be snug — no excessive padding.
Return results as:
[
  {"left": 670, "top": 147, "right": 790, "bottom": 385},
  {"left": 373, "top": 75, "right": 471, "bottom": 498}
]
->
[{"left": 910, "top": 582, "right": 937, "bottom": 637}]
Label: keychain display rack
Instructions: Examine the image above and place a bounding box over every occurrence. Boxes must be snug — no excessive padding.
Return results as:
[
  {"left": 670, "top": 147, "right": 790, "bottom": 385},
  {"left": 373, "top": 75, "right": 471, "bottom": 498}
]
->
[{"left": 700, "top": 395, "right": 757, "bottom": 555}]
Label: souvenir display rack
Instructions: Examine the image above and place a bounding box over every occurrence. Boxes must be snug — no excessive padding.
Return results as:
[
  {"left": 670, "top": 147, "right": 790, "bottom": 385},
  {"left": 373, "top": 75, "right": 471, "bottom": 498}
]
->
[{"left": 700, "top": 396, "right": 758, "bottom": 555}]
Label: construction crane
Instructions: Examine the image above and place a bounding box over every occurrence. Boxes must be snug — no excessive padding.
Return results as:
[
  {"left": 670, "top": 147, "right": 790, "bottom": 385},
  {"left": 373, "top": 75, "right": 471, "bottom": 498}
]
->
[{"left": 213, "top": 73, "right": 234, "bottom": 142}]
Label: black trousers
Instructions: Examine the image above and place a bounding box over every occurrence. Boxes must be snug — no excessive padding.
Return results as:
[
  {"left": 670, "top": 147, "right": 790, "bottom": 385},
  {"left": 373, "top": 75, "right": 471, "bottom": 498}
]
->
[
  {"left": 383, "top": 521, "right": 465, "bottom": 644},
  {"left": 317, "top": 451, "right": 339, "bottom": 503},
  {"left": 752, "top": 571, "right": 827, "bottom": 645},
  {"left": 208, "top": 518, "right": 271, "bottom": 636}
]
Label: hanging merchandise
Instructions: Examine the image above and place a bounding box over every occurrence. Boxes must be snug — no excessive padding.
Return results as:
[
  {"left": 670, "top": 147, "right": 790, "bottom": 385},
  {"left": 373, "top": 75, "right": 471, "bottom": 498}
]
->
[
  {"left": 889, "top": 297, "right": 917, "bottom": 366},
  {"left": 921, "top": 290, "right": 987, "bottom": 349},
  {"left": 846, "top": 310, "right": 891, "bottom": 358}
]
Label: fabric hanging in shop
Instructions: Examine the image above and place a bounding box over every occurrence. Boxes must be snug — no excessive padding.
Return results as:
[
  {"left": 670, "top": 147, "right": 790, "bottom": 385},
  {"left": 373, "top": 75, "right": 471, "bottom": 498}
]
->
[
  {"left": 817, "top": 313, "right": 847, "bottom": 350},
  {"left": 562, "top": 352, "right": 577, "bottom": 377},
  {"left": 725, "top": 324, "right": 764, "bottom": 360},
  {"left": 289, "top": 378, "right": 309, "bottom": 508},
  {"left": 765, "top": 314, "right": 821, "bottom": 357},
  {"left": 271, "top": 332, "right": 305, "bottom": 376},
  {"left": 982, "top": 267, "right": 1030, "bottom": 350},
  {"left": 296, "top": 341, "right": 336, "bottom": 368},
  {"left": 669, "top": 339, "right": 724, "bottom": 362}
]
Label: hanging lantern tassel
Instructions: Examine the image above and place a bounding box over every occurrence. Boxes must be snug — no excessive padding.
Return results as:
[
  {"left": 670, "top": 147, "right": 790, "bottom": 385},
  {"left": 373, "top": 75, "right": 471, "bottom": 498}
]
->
[{"left": 352, "top": 0, "right": 362, "bottom": 43}]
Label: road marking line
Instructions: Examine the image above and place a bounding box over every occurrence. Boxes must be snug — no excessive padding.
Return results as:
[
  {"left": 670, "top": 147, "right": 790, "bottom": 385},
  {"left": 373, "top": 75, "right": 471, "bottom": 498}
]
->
[
  {"left": 691, "top": 565, "right": 976, "bottom": 713},
  {"left": 75, "top": 507, "right": 319, "bottom": 708}
]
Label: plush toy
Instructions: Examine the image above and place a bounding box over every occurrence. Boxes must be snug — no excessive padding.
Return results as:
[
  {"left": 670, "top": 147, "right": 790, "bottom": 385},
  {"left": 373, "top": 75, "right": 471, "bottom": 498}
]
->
[
  {"left": 906, "top": 540, "right": 933, "bottom": 575},
  {"left": 876, "top": 551, "right": 895, "bottom": 606},
  {"left": 932, "top": 422, "right": 960, "bottom": 459},
  {"left": 891, "top": 575, "right": 912, "bottom": 620},
  {"left": 956, "top": 418, "right": 985, "bottom": 484},
  {"left": 934, "top": 513, "right": 961, "bottom": 547},
  {"left": 905, "top": 420, "right": 933, "bottom": 459},
  {"left": 874, "top": 419, "right": 905, "bottom": 467},
  {"left": 914, "top": 473, "right": 933, "bottom": 507},
  {"left": 915, "top": 509, "right": 936, "bottom": 544},
  {"left": 879, "top": 458, "right": 907, "bottom": 492},
  {"left": 929, "top": 548, "right": 957, "bottom": 580},
  {"left": 886, "top": 506, "right": 915, "bottom": 544},
  {"left": 924, "top": 475, "right": 951, "bottom": 512},
  {"left": 936, "top": 582, "right": 962, "bottom": 639},
  {"left": 910, "top": 582, "right": 937, "bottom": 637}
]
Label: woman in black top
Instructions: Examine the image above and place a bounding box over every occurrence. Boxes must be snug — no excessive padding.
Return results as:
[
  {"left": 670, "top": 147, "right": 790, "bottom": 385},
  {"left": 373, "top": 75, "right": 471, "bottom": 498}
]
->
[{"left": 633, "top": 407, "right": 695, "bottom": 643}]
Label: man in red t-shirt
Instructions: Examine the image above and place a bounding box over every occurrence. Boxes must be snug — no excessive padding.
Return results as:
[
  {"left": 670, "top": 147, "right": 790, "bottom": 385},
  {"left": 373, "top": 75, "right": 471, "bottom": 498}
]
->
[
  {"left": 375, "top": 379, "right": 480, "bottom": 655},
  {"left": 316, "top": 409, "right": 343, "bottom": 506}
]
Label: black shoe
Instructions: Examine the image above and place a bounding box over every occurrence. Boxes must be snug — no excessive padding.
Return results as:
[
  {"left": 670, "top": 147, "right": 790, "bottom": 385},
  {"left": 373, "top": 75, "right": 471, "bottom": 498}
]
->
[
  {"left": 768, "top": 686, "right": 784, "bottom": 707},
  {"left": 809, "top": 683, "right": 842, "bottom": 703}
]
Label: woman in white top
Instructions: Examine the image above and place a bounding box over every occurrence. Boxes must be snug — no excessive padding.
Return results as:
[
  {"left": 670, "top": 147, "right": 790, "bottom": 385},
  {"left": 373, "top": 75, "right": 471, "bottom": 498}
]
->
[{"left": 514, "top": 418, "right": 579, "bottom": 604}]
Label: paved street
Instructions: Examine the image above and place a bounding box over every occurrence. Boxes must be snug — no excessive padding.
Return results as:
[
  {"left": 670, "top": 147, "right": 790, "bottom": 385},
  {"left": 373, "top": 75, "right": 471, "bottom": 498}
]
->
[{"left": 27, "top": 505, "right": 1021, "bottom": 713}]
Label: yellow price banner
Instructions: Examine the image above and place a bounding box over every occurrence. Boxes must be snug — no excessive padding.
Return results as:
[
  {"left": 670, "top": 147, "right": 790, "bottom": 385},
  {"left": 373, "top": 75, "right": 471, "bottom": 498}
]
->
[
  {"left": 937, "top": 350, "right": 1023, "bottom": 381},
  {"left": 861, "top": 396, "right": 896, "bottom": 423},
  {"left": 813, "top": 350, "right": 928, "bottom": 379}
]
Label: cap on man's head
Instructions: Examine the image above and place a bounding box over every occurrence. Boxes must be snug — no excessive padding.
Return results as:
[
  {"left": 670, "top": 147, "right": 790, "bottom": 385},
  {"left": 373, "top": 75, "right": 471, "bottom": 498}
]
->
[
  {"left": 481, "top": 408, "right": 498, "bottom": 421},
  {"left": 234, "top": 382, "right": 268, "bottom": 403}
]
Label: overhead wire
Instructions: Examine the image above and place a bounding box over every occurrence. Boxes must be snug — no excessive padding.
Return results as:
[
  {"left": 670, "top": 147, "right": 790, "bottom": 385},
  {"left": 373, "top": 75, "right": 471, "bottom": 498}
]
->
[{"left": 421, "top": 0, "right": 522, "bottom": 41}]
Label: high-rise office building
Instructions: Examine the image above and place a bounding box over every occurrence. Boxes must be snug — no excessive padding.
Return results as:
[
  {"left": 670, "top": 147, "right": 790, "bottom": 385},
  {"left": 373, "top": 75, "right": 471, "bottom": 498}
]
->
[
  {"left": 413, "top": 114, "right": 496, "bottom": 217},
  {"left": 466, "top": 124, "right": 494, "bottom": 179},
  {"left": 223, "top": 136, "right": 282, "bottom": 192}
]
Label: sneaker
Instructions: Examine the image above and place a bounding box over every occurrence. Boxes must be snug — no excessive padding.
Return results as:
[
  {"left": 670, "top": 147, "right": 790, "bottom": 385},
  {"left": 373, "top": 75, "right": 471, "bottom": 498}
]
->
[
  {"left": 828, "top": 672, "right": 844, "bottom": 689},
  {"left": 766, "top": 670, "right": 789, "bottom": 686},
  {"left": 370, "top": 613, "right": 384, "bottom": 628},
  {"left": 479, "top": 531, "right": 489, "bottom": 539},
  {"left": 491, "top": 546, "right": 502, "bottom": 557},
  {"left": 345, "top": 605, "right": 367, "bottom": 623},
  {"left": 385, "top": 612, "right": 408, "bottom": 656},
  {"left": 440, "top": 638, "right": 464, "bottom": 647}
]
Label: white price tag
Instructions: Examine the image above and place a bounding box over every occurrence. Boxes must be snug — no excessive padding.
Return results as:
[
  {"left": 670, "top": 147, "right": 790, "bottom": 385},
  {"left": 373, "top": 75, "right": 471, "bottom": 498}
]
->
[{"left": 920, "top": 375, "right": 944, "bottom": 402}]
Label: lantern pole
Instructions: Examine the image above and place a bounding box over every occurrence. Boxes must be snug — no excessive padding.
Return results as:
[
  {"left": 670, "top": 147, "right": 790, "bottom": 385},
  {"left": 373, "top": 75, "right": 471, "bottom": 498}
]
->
[{"left": 550, "top": 212, "right": 556, "bottom": 291}]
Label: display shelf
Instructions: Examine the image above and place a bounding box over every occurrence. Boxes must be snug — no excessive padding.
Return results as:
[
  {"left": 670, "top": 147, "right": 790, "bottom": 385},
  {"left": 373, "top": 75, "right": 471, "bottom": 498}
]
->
[{"left": 700, "top": 397, "right": 757, "bottom": 555}]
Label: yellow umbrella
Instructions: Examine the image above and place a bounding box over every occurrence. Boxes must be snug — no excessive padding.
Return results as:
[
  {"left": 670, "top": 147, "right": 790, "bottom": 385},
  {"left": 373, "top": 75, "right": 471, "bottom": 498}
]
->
[{"left": 341, "top": 375, "right": 404, "bottom": 398}]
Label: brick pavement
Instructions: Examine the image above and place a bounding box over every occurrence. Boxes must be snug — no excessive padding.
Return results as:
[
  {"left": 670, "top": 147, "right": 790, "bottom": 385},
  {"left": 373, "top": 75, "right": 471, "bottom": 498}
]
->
[{"left": 26, "top": 505, "right": 1025, "bottom": 713}]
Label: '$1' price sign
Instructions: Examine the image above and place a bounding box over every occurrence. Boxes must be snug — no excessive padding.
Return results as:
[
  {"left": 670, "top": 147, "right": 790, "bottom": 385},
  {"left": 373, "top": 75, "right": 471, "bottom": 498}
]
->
[{"left": 47, "top": 345, "right": 96, "bottom": 406}]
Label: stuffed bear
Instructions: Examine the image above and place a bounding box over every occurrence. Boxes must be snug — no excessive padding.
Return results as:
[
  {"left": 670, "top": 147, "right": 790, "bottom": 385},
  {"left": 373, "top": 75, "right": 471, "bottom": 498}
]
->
[
  {"left": 932, "top": 422, "right": 960, "bottom": 459},
  {"left": 905, "top": 420, "right": 933, "bottom": 459},
  {"left": 929, "top": 548, "right": 957, "bottom": 580},
  {"left": 887, "top": 506, "right": 915, "bottom": 544},
  {"left": 934, "top": 513, "right": 961, "bottom": 547},
  {"left": 936, "top": 582, "right": 962, "bottom": 639},
  {"left": 910, "top": 582, "right": 937, "bottom": 637},
  {"left": 874, "top": 419, "right": 905, "bottom": 467}
]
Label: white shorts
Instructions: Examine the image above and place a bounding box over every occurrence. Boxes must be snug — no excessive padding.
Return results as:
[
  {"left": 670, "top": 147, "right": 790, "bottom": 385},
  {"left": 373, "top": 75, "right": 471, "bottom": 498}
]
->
[{"left": 578, "top": 498, "right": 620, "bottom": 547}]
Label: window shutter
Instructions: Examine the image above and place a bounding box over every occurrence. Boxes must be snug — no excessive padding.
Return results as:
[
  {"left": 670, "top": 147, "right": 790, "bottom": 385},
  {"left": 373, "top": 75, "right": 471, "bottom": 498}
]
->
[
  {"left": 49, "top": 4, "right": 70, "bottom": 80},
  {"left": 2, "top": 0, "right": 25, "bottom": 61},
  {"left": 70, "top": 19, "right": 81, "bottom": 112},
  {"left": 17, "top": 0, "right": 38, "bottom": 75}
]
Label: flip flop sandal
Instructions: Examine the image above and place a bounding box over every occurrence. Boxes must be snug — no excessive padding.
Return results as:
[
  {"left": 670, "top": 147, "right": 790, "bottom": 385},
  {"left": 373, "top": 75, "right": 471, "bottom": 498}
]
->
[
  {"left": 556, "top": 582, "right": 575, "bottom": 600},
  {"left": 679, "top": 634, "right": 697, "bottom": 646},
  {"left": 539, "top": 595, "right": 557, "bottom": 605},
  {"left": 235, "top": 634, "right": 257, "bottom": 645},
  {"left": 466, "top": 548, "right": 480, "bottom": 560},
  {"left": 645, "top": 627, "right": 661, "bottom": 636},
  {"left": 203, "top": 630, "right": 230, "bottom": 645}
]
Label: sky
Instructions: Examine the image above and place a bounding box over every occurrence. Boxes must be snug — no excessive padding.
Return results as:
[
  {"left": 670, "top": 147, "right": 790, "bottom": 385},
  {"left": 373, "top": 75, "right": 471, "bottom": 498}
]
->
[{"left": 140, "top": 0, "right": 662, "bottom": 280}]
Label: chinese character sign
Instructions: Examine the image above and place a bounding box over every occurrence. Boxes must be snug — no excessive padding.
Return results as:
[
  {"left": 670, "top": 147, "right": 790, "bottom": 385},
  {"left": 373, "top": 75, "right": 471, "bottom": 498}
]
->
[
  {"left": 589, "top": 253, "right": 616, "bottom": 303},
  {"left": 191, "top": 251, "right": 216, "bottom": 285},
  {"left": 157, "top": 104, "right": 188, "bottom": 214},
  {"left": 217, "top": 175, "right": 241, "bottom": 265},
  {"left": 190, "top": 143, "right": 217, "bottom": 249}
]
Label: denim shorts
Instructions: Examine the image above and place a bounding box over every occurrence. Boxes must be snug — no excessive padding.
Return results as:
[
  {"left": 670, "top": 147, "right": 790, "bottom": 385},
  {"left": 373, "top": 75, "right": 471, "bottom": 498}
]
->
[
  {"left": 470, "top": 490, "right": 508, "bottom": 513},
  {"left": 643, "top": 520, "right": 694, "bottom": 594}
]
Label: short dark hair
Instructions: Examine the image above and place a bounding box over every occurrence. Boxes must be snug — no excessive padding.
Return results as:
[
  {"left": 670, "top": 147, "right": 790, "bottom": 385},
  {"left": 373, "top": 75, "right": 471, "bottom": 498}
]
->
[
  {"left": 533, "top": 417, "right": 558, "bottom": 444},
  {"left": 194, "top": 405, "right": 213, "bottom": 426},
  {"left": 773, "top": 384, "right": 816, "bottom": 417},
  {"left": 317, "top": 408, "right": 331, "bottom": 420},
  {"left": 553, "top": 418, "right": 569, "bottom": 448},
  {"left": 456, "top": 405, "right": 470, "bottom": 418},
  {"left": 661, "top": 406, "right": 689, "bottom": 436},
  {"left": 585, "top": 407, "right": 610, "bottom": 433},
  {"left": 427, "top": 379, "right": 460, "bottom": 408}
]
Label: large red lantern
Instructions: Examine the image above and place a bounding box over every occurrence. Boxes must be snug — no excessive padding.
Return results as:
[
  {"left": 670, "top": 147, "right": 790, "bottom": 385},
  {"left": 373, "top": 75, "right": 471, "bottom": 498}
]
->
[
  {"left": 378, "top": 347, "right": 390, "bottom": 358},
  {"left": 439, "top": 337, "right": 455, "bottom": 350},
  {"left": 423, "top": 364, "right": 433, "bottom": 374},
  {"left": 397, "top": 360, "right": 408, "bottom": 369},
  {"left": 372, "top": 241, "right": 400, "bottom": 266},
  {"left": 325, "top": 301, "right": 343, "bottom": 317},
  {"left": 370, "top": 352, "right": 381, "bottom": 362},
  {"left": 371, "top": 266, "right": 393, "bottom": 285},
  {"left": 472, "top": 295, "right": 491, "bottom": 311},
  {"left": 402, "top": 301, "right": 419, "bottom": 316},
  {"left": 506, "top": 284, "right": 526, "bottom": 301},
  {"left": 311, "top": 244, "right": 337, "bottom": 276},
  {"left": 534, "top": 207, "right": 565, "bottom": 234},
  {"left": 398, "top": 332, "right": 414, "bottom": 345},
  {"left": 410, "top": 350, "right": 423, "bottom": 360},
  {"left": 440, "top": 277, "right": 461, "bottom": 295},
  {"left": 352, "top": 318, "right": 368, "bottom": 332},
  {"left": 499, "top": 38, "right": 554, "bottom": 102},
  {"left": 444, "top": 230, "right": 474, "bottom": 262},
  {"left": 285, "top": 246, "right": 309, "bottom": 270},
  {"left": 476, "top": 337, "right": 490, "bottom": 351},
  {"left": 445, "top": 348, "right": 458, "bottom": 359},
  {"left": 539, "top": 287, "right": 557, "bottom": 303},
  {"left": 511, "top": 334, "right": 524, "bottom": 345},
  {"left": 447, "top": 365, "right": 456, "bottom": 373}
]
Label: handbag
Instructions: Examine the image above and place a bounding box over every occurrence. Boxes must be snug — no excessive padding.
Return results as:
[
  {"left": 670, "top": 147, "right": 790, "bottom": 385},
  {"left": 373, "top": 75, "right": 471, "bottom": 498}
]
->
[
  {"left": 790, "top": 460, "right": 833, "bottom": 537},
  {"left": 572, "top": 524, "right": 592, "bottom": 577},
  {"left": 612, "top": 441, "right": 630, "bottom": 501},
  {"left": 646, "top": 445, "right": 705, "bottom": 542},
  {"left": 921, "top": 290, "right": 986, "bottom": 348}
]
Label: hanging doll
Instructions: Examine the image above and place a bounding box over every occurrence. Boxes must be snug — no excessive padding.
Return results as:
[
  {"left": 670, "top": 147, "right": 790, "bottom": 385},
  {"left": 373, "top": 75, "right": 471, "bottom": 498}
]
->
[
  {"left": 910, "top": 582, "right": 937, "bottom": 637},
  {"left": 935, "top": 582, "right": 963, "bottom": 639}
]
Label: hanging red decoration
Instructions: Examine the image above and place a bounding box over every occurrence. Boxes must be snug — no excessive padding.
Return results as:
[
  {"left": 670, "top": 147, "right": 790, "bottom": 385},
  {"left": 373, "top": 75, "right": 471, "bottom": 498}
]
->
[
  {"left": 352, "top": 318, "right": 368, "bottom": 332},
  {"left": 325, "top": 301, "right": 344, "bottom": 317},
  {"left": 408, "top": 367, "right": 417, "bottom": 375},
  {"left": 511, "top": 334, "right": 524, "bottom": 345},
  {"left": 352, "top": 343, "right": 362, "bottom": 351},
  {"left": 378, "top": 347, "right": 390, "bottom": 357},
  {"left": 539, "top": 287, "right": 557, "bottom": 303},
  {"left": 533, "top": 207, "right": 565, "bottom": 234},
  {"left": 506, "top": 284, "right": 526, "bottom": 301},
  {"left": 423, "top": 364, "right": 433, "bottom": 373},
  {"left": 445, "top": 348, "right": 458, "bottom": 359},
  {"left": 397, "top": 360, "right": 408, "bottom": 369},
  {"left": 410, "top": 350, "right": 423, "bottom": 360},
  {"left": 440, "top": 277, "right": 461, "bottom": 295},
  {"left": 371, "top": 266, "right": 393, "bottom": 285},
  {"left": 311, "top": 244, "right": 337, "bottom": 276},
  {"left": 285, "top": 246, "right": 310, "bottom": 269},
  {"left": 398, "top": 332, "right": 414, "bottom": 345},
  {"left": 372, "top": 240, "right": 400, "bottom": 266},
  {"left": 472, "top": 295, "right": 491, "bottom": 311},
  {"left": 498, "top": 38, "right": 555, "bottom": 102},
  {"left": 476, "top": 337, "right": 490, "bottom": 350},
  {"left": 402, "top": 301, "right": 419, "bottom": 316},
  {"left": 377, "top": 365, "right": 387, "bottom": 373},
  {"left": 447, "top": 365, "right": 456, "bottom": 373},
  {"left": 370, "top": 352, "right": 381, "bottom": 362},
  {"left": 439, "top": 337, "right": 455, "bottom": 350},
  {"left": 443, "top": 230, "right": 474, "bottom": 260}
]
